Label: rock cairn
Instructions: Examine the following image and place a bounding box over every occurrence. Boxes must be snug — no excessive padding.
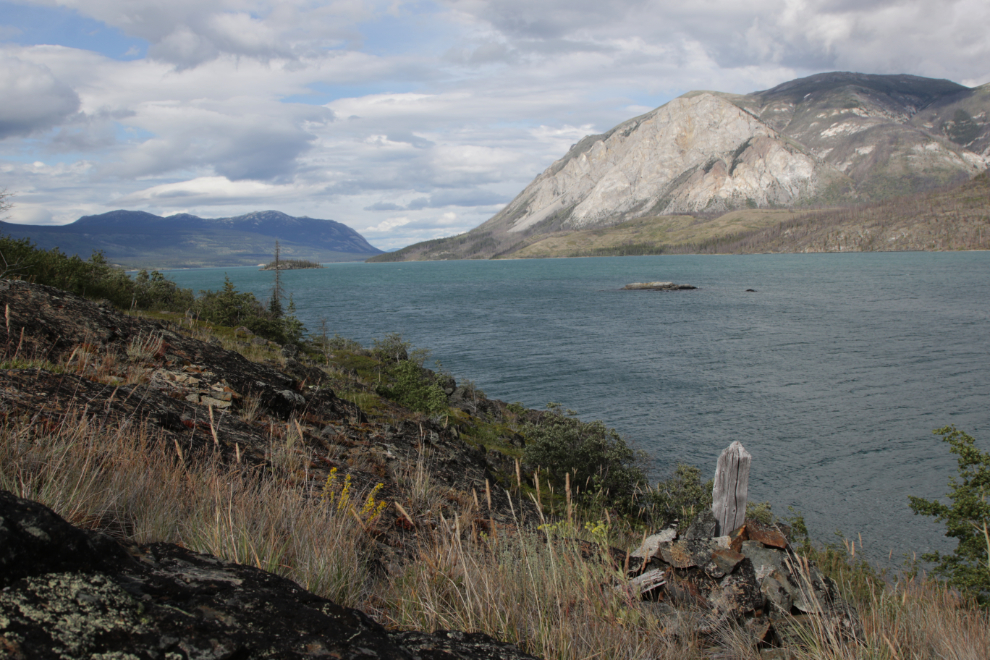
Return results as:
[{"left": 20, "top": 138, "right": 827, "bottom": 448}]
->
[{"left": 624, "top": 443, "right": 861, "bottom": 649}]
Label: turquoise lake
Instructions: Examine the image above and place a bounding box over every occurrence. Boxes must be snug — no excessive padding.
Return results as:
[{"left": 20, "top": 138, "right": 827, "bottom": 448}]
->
[{"left": 162, "top": 252, "right": 990, "bottom": 565}]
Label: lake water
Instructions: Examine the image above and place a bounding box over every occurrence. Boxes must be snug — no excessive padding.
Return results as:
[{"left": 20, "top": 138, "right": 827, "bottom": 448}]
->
[{"left": 162, "top": 252, "right": 990, "bottom": 566}]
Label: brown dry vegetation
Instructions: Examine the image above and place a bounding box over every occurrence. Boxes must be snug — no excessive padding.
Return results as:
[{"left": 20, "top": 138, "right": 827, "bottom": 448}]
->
[
  {"left": 510, "top": 209, "right": 822, "bottom": 259},
  {"left": 2, "top": 311, "right": 988, "bottom": 659},
  {"left": 718, "top": 171, "right": 990, "bottom": 254},
  {"left": 508, "top": 171, "right": 990, "bottom": 258}
]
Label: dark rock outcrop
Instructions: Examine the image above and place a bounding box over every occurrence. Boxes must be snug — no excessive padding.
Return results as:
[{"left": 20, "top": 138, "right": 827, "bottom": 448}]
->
[{"left": 0, "top": 490, "right": 537, "bottom": 659}]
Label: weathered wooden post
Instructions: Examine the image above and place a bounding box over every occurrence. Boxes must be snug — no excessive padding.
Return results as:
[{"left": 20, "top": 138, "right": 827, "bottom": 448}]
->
[{"left": 712, "top": 441, "right": 751, "bottom": 536}]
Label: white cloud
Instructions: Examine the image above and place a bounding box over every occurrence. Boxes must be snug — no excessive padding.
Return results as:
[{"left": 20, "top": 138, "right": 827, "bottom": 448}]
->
[
  {"left": 364, "top": 216, "right": 412, "bottom": 233},
  {"left": 0, "top": 54, "right": 80, "bottom": 138},
  {"left": 116, "top": 176, "right": 297, "bottom": 206},
  {"left": 0, "top": 0, "right": 987, "bottom": 247}
]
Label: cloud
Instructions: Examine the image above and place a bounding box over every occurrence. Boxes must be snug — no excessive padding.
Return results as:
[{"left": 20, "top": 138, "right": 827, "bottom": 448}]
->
[
  {"left": 43, "top": 0, "right": 375, "bottom": 67},
  {"left": 364, "top": 216, "right": 412, "bottom": 234},
  {"left": 102, "top": 104, "right": 329, "bottom": 181},
  {"left": 364, "top": 201, "right": 405, "bottom": 211},
  {"left": 441, "top": 0, "right": 990, "bottom": 83},
  {"left": 0, "top": 55, "right": 80, "bottom": 139},
  {"left": 115, "top": 176, "right": 305, "bottom": 207},
  {"left": 1, "top": 0, "right": 988, "bottom": 250},
  {"left": 5, "top": 204, "right": 55, "bottom": 225}
]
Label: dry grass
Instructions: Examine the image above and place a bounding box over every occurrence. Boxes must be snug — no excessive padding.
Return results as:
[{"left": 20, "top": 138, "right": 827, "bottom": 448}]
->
[
  {"left": 2, "top": 402, "right": 988, "bottom": 658},
  {"left": 787, "top": 574, "right": 990, "bottom": 660},
  {"left": 383, "top": 521, "right": 705, "bottom": 659},
  {"left": 0, "top": 407, "right": 372, "bottom": 608},
  {"left": 511, "top": 210, "right": 814, "bottom": 259},
  {"left": 126, "top": 329, "right": 164, "bottom": 362}
]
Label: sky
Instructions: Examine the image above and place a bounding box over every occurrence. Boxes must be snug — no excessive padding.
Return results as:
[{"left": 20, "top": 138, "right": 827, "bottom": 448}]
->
[{"left": 1, "top": 1, "right": 988, "bottom": 250}]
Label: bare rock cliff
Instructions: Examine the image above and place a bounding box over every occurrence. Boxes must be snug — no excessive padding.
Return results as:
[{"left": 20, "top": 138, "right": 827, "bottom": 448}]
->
[{"left": 491, "top": 93, "right": 834, "bottom": 234}]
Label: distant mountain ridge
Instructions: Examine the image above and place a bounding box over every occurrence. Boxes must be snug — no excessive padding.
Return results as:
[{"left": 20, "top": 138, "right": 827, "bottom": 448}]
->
[
  {"left": 0, "top": 210, "right": 382, "bottom": 269},
  {"left": 374, "top": 72, "right": 990, "bottom": 261}
]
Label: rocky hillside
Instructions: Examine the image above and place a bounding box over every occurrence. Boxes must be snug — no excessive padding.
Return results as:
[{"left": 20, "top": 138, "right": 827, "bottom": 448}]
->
[
  {"left": 2, "top": 280, "right": 988, "bottom": 657},
  {"left": 0, "top": 209, "right": 383, "bottom": 269},
  {"left": 0, "top": 280, "right": 856, "bottom": 657},
  {"left": 512, "top": 170, "right": 990, "bottom": 257},
  {"left": 375, "top": 72, "right": 989, "bottom": 261}
]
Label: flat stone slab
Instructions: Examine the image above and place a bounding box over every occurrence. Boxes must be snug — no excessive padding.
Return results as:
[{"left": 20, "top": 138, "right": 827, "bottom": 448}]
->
[
  {"left": 739, "top": 541, "right": 790, "bottom": 581},
  {"left": 622, "top": 282, "right": 698, "bottom": 291},
  {"left": 711, "top": 548, "right": 746, "bottom": 575},
  {"left": 631, "top": 529, "right": 677, "bottom": 559},
  {"left": 660, "top": 538, "right": 718, "bottom": 569},
  {"left": 746, "top": 520, "right": 789, "bottom": 549}
]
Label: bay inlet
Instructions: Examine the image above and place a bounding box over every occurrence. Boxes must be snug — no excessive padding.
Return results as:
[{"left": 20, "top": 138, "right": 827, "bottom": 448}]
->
[{"left": 163, "top": 252, "right": 990, "bottom": 566}]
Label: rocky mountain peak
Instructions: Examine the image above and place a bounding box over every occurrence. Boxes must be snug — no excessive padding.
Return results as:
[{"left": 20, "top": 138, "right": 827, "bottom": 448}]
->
[
  {"left": 492, "top": 92, "right": 831, "bottom": 235},
  {"left": 375, "top": 72, "right": 990, "bottom": 262}
]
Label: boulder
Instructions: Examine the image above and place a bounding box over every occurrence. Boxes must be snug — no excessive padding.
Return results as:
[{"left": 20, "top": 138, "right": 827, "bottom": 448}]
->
[
  {"left": 0, "top": 490, "right": 539, "bottom": 659},
  {"left": 712, "top": 557, "right": 764, "bottom": 617}
]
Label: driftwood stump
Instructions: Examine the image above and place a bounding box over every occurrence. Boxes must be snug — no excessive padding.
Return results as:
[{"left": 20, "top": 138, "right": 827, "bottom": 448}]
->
[{"left": 712, "top": 441, "right": 751, "bottom": 535}]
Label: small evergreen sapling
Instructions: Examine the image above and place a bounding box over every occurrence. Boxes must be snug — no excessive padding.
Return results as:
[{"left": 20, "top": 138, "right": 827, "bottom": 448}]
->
[{"left": 909, "top": 425, "right": 990, "bottom": 606}]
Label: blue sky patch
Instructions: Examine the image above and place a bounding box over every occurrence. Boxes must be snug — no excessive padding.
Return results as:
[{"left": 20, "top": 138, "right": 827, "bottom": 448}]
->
[{"left": 0, "top": 2, "right": 147, "bottom": 60}]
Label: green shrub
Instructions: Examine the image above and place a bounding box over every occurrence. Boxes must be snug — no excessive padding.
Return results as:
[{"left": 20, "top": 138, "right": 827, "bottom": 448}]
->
[
  {"left": 745, "top": 500, "right": 775, "bottom": 525},
  {"left": 375, "top": 360, "right": 448, "bottom": 415},
  {"left": 649, "top": 463, "right": 713, "bottom": 529},
  {"left": 909, "top": 425, "right": 990, "bottom": 606},
  {"left": 521, "top": 404, "right": 647, "bottom": 513},
  {"left": 372, "top": 332, "right": 410, "bottom": 362},
  {"left": 0, "top": 232, "right": 304, "bottom": 345},
  {"left": 0, "top": 234, "right": 193, "bottom": 312},
  {"left": 131, "top": 268, "right": 195, "bottom": 311},
  {"left": 193, "top": 277, "right": 266, "bottom": 327},
  {"left": 192, "top": 276, "right": 306, "bottom": 345},
  {"left": 319, "top": 333, "right": 363, "bottom": 352}
]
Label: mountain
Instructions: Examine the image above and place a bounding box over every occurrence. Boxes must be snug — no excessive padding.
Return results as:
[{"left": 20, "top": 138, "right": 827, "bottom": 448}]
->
[
  {"left": 0, "top": 210, "right": 383, "bottom": 269},
  {"left": 509, "top": 170, "right": 990, "bottom": 257},
  {"left": 373, "top": 72, "right": 990, "bottom": 262}
]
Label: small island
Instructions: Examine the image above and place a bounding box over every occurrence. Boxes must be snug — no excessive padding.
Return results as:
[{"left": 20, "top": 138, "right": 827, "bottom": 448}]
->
[
  {"left": 622, "top": 281, "right": 697, "bottom": 291},
  {"left": 259, "top": 258, "right": 325, "bottom": 271}
]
